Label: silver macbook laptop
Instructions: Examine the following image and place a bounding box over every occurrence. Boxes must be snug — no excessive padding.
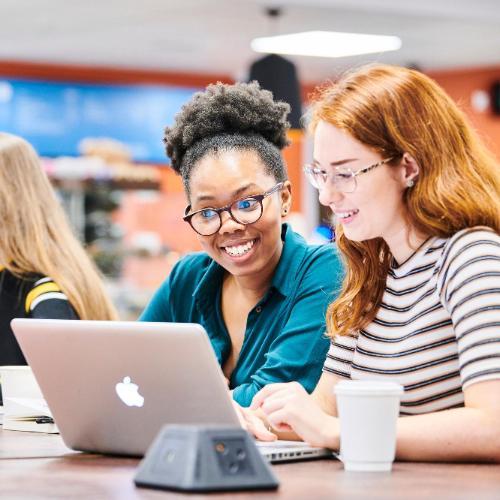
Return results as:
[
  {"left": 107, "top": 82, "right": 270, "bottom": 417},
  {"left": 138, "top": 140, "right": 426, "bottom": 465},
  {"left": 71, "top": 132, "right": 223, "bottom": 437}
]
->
[{"left": 11, "top": 318, "right": 332, "bottom": 462}]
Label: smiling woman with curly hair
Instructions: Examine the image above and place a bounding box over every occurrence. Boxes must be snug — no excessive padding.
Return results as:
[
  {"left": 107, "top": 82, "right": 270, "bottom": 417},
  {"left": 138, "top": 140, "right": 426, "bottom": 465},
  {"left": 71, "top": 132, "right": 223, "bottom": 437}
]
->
[{"left": 140, "top": 81, "right": 344, "bottom": 408}]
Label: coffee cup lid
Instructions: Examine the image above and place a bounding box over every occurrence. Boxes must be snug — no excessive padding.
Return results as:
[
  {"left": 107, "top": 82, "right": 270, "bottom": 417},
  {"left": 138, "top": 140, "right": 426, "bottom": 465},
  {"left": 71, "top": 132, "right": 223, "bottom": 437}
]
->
[{"left": 334, "top": 379, "right": 404, "bottom": 396}]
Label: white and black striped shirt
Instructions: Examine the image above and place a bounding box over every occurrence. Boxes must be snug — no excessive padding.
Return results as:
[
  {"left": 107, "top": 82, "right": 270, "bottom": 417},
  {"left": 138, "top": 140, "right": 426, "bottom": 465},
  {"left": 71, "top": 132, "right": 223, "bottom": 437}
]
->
[{"left": 323, "top": 227, "right": 500, "bottom": 415}]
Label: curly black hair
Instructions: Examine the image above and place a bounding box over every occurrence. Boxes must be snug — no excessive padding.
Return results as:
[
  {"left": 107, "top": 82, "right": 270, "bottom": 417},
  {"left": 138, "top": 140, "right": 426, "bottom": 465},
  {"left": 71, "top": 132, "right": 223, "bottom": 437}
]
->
[{"left": 164, "top": 81, "right": 291, "bottom": 194}]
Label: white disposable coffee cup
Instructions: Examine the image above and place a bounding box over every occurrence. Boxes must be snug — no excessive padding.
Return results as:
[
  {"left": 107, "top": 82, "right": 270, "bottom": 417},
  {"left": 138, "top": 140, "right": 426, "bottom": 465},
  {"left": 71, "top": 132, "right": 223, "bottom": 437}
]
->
[{"left": 334, "top": 380, "right": 403, "bottom": 472}]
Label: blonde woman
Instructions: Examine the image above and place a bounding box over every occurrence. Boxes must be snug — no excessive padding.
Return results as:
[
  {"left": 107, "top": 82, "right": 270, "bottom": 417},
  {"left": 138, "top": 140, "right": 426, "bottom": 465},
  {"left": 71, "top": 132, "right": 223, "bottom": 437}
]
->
[
  {"left": 249, "top": 65, "right": 500, "bottom": 462},
  {"left": 0, "top": 133, "right": 117, "bottom": 366}
]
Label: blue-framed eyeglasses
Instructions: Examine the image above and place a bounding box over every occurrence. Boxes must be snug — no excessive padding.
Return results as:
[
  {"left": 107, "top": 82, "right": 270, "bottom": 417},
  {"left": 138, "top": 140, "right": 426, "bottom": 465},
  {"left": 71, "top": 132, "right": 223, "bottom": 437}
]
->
[{"left": 183, "top": 182, "right": 284, "bottom": 236}]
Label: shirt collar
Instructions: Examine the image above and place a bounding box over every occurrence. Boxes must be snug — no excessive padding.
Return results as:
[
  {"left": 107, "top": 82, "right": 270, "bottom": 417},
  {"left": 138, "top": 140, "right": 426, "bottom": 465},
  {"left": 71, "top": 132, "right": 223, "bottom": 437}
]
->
[
  {"left": 192, "top": 257, "right": 225, "bottom": 313},
  {"left": 270, "top": 223, "right": 307, "bottom": 297}
]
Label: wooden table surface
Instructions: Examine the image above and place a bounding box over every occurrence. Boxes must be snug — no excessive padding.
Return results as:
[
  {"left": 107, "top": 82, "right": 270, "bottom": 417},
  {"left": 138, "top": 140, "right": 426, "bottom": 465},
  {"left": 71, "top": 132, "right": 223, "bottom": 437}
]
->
[{"left": 1, "top": 429, "right": 499, "bottom": 499}]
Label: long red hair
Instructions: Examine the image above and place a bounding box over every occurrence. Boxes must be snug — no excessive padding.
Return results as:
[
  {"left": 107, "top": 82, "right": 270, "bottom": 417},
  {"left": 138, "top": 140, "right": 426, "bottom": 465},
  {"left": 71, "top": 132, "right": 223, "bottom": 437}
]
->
[{"left": 309, "top": 64, "right": 500, "bottom": 337}]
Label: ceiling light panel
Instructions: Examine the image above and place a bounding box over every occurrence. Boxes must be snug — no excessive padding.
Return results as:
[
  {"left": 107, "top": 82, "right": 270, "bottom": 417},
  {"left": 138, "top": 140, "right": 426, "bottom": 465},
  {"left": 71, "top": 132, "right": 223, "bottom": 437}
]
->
[{"left": 251, "top": 31, "right": 402, "bottom": 58}]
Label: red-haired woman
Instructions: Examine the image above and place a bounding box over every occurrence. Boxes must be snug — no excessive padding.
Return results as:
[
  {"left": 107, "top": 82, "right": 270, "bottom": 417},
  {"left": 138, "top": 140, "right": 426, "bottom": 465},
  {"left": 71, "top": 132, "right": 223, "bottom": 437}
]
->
[{"left": 249, "top": 64, "right": 500, "bottom": 462}]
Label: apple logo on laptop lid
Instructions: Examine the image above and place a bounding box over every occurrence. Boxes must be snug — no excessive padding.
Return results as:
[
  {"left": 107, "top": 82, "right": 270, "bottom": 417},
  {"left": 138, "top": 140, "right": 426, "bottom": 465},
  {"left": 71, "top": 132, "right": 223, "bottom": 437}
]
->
[{"left": 115, "top": 376, "right": 144, "bottom": 407}]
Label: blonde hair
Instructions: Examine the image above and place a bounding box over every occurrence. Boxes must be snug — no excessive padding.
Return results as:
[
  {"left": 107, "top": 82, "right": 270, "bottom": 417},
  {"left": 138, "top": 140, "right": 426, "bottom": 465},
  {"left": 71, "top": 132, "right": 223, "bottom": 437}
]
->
[
  {"left": 309, "top": 64, "right": 500, "bottom": 338},
  {"left": 0, "top": 133, "right": 117, "bottom": 320}
]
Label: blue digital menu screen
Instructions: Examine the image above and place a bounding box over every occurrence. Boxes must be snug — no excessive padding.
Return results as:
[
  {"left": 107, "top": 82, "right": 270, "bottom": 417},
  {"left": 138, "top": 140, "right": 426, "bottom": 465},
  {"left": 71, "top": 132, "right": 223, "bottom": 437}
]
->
[{"left": 0, "top": 79, "right": 199, "bottom": 163}]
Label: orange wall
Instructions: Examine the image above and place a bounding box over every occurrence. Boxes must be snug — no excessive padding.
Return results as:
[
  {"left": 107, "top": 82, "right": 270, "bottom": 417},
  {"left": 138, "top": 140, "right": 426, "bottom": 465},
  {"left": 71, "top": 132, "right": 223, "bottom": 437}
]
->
[
  {"left": 115, "top": 168, "right": 199, "bottom": 255},
  {"left": 303, "top": 66, "right": 500, "bottom": 161},
  {"left": 427, "top": 66, "right": 500, "bottom": 160},
  {"left": 283, "top": 129, "right": 304, "bottom": 213},
  {"left": 0, "top": 60, "right": 310, "bottom": 257},
  {"left": 3, "top": 59, "right": 497, "bottom": 161},
  {"left": 6, "top": 60, "right": 498, "bottom": 258},
  {"left": 0, "top": 59, "right": 233, "bottom": 86}
]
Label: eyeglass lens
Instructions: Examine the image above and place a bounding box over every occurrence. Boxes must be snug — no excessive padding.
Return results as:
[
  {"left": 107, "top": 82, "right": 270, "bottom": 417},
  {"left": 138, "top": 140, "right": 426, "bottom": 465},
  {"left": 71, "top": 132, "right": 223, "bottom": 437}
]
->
[
  {"left": 305, "top": 168, "right": 356, "bottom": 193},
  {"left": 190, "top": 197, "right": 263, "bottom": 235}
]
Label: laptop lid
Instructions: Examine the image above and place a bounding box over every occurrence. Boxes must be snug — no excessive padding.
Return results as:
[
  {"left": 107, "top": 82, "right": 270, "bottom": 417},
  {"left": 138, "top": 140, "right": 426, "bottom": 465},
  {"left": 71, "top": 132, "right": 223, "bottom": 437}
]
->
[
  {"left": 11, "top": 318, "right": 334, "bottom": 462},
  {"left": 11, "top": 319, "right": 241, "bottom": 456}
]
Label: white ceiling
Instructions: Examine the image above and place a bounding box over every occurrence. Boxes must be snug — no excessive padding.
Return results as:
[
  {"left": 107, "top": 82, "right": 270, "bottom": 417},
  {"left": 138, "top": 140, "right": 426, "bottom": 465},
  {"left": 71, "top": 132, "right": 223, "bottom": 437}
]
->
[{"left": 1, "top": 0, "right": 499, "bottom": 83}]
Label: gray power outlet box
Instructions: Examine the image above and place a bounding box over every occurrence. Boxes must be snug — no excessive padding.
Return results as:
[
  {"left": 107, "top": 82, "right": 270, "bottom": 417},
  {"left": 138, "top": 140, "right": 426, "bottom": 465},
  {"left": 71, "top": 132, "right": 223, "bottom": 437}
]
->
[{"left": 134, "top": 425, "right": 279, "bottom": 492}]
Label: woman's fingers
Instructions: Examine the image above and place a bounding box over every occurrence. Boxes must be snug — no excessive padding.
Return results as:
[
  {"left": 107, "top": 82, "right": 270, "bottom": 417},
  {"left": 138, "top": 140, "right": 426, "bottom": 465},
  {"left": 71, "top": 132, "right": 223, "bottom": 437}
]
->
[
  {"left": 233, "top": 401, "right": 277, "bottom": 441},
  {"left": 247, "top": 414, "right": 278, "bottom": 441},
  {"left": 260, "top": 394, "right": 292, "bottom": 415},
  {"left": 250, "top": 383, "right": 292, "bottom": 410},
  {"left": 267, "top": 409, "right": 295, "bottom": 432}
]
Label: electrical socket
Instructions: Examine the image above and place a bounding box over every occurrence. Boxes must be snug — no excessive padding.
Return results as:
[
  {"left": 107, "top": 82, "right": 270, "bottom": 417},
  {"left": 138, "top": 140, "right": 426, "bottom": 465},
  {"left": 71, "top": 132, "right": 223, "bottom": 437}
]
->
[
  {"left": 135, "top": 425, "right": 279, "bottom": 492},
  {"left": 212, "top": 437, "right": 255, "bottom": 476}
]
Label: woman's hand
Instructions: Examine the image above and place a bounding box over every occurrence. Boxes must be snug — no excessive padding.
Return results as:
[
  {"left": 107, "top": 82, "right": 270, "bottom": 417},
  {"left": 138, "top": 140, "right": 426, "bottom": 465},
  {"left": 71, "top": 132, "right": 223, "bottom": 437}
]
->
[
  {"left": 232, "top": 401, "right": 277, "bottom": 442},
  {"left": 251, "top": 382, "right": 339, "bottom": 449}
]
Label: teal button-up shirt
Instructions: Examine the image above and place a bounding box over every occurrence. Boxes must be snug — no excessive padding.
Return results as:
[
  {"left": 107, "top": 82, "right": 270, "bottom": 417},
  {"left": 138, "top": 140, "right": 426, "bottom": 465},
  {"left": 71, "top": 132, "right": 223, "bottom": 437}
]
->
[{"left": 140, "top": 224, "right": 343, "bottom": 407}]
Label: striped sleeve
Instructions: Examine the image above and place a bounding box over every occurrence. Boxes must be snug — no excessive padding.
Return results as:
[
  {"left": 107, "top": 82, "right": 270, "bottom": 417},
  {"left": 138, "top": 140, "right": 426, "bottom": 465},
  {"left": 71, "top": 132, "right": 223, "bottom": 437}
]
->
[
  {"left": 322, "top": 334, "right": 357, "bottom": 378},
  {"left": 25, "top": 277, "right": 78, "bottom": 319},
  {"left": 438, "top": 228, "right": 500, "bottom": 389}
]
